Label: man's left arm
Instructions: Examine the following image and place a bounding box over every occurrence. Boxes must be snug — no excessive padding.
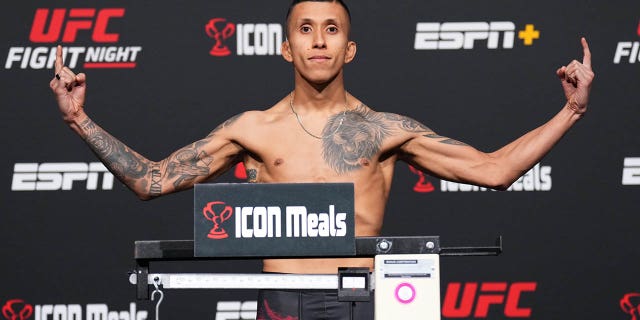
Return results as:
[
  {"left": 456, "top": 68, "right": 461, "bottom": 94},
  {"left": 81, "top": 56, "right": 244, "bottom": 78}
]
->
[{"left": 399, "top": 37, "right": 594, "bottom": 190}]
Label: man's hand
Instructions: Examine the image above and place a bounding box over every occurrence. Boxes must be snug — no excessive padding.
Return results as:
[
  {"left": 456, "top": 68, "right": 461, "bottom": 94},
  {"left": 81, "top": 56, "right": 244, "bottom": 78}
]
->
[
  {"left": 556, "top": 37, "right": 594, "bottom": 116},
  {"left": 49, "top": 45, "right": 87, "bottom": 122}
]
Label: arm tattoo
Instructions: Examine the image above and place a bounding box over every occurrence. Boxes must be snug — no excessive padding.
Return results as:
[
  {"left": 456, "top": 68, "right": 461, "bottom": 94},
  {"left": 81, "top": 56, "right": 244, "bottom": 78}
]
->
[
  {"left": 322, "top": 105, "right": 392, "bottom": 174},
  {"left": 149, "top": 162, "right": 162, "bottom": 196},
  {"left": 246, "top": 169, "right": 258, "bottom": 182},
  {"left": 423, "top": 133, "right": 469, "bottom": 146},
  {"left": 381, "top": 113, "right": 433, "bottom": 132},
  {"left": 80, "top": 118, "right": 149, "bottom": 182},
  {"left": 166, "top": 142, "right": 213, "bottom": 189},
  {"left": 439, "top": 138, "right": 469, "bottom": 146},
  {"left": 208, "top": 112, "right": 244, "bottom": 137}
]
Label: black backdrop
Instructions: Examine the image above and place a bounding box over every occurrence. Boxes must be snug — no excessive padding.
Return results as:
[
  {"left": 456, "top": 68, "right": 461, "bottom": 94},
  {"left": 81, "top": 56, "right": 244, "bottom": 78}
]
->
[{"left": 2, "top": 1, "right": 639, "bottom": 319}]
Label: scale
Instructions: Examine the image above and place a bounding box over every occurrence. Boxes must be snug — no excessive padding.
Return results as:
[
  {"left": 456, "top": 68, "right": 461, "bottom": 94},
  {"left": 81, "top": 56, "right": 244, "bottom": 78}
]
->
[
  {"left": 130, "top": 236, "right": 502, "bottom": 320},
  {"left": 129, "top": 183, "right": 502, "bottom": 319}
]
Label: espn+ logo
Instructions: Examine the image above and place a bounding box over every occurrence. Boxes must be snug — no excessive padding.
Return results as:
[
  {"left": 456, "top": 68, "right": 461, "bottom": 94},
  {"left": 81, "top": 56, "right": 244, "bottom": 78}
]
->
[{"left": 414, "top": 21, "right": 540, "bottom": 50}]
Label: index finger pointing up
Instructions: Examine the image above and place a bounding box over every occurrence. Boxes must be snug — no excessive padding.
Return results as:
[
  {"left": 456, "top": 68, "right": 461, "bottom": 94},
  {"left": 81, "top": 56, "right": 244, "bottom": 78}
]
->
[
  {"left": 55, "top": 45, "right": 63, "bottom": 74},
  {"left": 581, "top": 37, "right": 592, "bottom": 68}
]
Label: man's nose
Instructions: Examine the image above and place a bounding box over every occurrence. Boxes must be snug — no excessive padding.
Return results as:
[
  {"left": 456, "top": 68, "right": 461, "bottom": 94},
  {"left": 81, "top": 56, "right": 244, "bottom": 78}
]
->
[{"left": 312, "top": 30, "right": 326, "bottom": 48}]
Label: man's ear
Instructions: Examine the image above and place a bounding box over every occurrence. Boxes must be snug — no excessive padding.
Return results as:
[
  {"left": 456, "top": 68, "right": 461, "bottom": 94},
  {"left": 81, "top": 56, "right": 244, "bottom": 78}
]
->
[
  {"left": 281, "top": 40, "right": 293, "bottom": 62},
  {"left": 344, "top": 41, "right": 357, "bottom": 64}
]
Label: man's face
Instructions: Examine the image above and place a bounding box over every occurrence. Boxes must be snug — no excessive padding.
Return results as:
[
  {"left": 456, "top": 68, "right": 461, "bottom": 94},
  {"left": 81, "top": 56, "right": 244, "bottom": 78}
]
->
[{"left": 283, "top": 1, "right": 356, "bottom": 85}]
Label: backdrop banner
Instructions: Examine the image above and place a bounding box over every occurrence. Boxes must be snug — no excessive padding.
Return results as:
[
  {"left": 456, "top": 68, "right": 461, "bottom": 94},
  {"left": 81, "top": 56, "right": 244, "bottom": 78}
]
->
[{"left": 1, "top": 1, "right": 638, "bottom": 319}]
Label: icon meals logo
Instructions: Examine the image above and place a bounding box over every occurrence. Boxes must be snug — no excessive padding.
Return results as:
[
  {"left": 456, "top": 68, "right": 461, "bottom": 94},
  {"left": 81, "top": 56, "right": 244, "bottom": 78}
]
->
[
  {"left": 2, "top": 299, "right": 33, "bottom": 320},
  {"left": 5, "top": 8, "right": 142, "bottom": 69},
  {"left": 409, "top": 163, "right": 552, "bottom": 193},
  {"left": 202, "top": 201, "right": 348, "bottom": 239},
  {"left": 203, "top": 201, "right": 234, "bottom": 239},
  {"left": 1, "top": 299, "right": 147, "bottom": 320},
  {"left": 205, "top": 18, "right": 283, "bottom": 57},
  {"left": 621, "top": 293, "right": 640, "bottom": 320}
]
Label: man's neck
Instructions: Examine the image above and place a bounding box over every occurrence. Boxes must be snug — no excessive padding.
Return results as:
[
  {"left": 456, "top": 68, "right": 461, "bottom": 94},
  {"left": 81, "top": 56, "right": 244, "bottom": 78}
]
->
[{"left": 292, "top": 73, "right": 349, "bottom": 113}]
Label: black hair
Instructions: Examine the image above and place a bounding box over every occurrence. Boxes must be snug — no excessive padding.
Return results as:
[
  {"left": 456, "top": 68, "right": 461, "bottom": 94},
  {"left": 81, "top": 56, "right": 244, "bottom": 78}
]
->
[{"left": 285, "top": 0, "right": 352, "bottom": 36}]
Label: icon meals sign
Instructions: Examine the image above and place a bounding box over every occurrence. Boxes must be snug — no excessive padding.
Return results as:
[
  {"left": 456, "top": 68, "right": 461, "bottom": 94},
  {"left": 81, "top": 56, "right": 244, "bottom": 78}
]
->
[{"left": 194, "top": 183, "right": 355, "bottom": 257}]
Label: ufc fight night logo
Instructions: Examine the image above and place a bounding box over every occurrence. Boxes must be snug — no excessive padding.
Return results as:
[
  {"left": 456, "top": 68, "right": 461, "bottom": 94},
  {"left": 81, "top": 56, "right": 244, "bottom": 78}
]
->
[
  {"left": 613, "top": 19, "right": 640, "bottom": 64},
  {"left": 5, "top": 8, "right": 142, "bottom": 69},
  {"left": 414, "top": 21, "right": 540, "bottom": 50},
  {"left": 11, "top": 162, "right": 114, "bottom": 191},
  {"left": 205, "top": 18, "right": 282, "bottom": 57}
]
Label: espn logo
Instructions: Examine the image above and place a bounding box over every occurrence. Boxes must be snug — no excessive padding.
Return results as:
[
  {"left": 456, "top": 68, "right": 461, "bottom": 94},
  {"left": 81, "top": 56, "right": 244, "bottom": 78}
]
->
[
  {"left": 12, "top": 162, "right": 114, "bottom": 191},
  {"left": 622, "top": 157, "right": 640, "bottom": 185},
  {"left": 215, "top": 301, "right": 257, "bottom": 320},
  {"left": 415, "top": 22, "right": 516, "bottom": 50}
]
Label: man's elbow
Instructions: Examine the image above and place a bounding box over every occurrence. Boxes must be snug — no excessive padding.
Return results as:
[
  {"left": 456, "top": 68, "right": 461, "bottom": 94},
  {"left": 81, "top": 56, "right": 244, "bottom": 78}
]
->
[
  {"left": 133, "top": 189, "right": 160, "bottom": 201},
  {"left": 482, "top": 171, "right": 515, "bottom": 191}
]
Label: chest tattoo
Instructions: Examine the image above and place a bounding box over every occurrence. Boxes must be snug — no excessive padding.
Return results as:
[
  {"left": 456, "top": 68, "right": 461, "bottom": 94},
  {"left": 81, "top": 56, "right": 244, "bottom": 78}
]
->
[{"left": 321, "top": 106, "right": 392, "bottom": 174}]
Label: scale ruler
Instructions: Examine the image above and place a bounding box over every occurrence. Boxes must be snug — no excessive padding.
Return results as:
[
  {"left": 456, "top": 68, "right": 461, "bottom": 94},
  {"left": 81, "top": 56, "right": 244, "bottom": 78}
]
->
[{"left": 130, "top": 273, "right": 343, "bottom": 289}]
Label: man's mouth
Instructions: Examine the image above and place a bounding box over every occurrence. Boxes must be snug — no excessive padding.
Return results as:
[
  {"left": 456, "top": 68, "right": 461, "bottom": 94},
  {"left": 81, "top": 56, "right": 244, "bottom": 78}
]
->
[{"left": 309, "top": 55, "right": 330, "bottom": 61}]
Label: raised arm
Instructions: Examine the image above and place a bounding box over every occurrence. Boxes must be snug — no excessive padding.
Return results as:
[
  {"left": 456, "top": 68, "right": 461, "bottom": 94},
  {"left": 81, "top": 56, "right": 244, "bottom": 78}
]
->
[
  {"left": 50, "top": 45, "right": 244, "bottom": 199},
  {"left": 399, "top": 38, "right": 594, "bottom": 190}
]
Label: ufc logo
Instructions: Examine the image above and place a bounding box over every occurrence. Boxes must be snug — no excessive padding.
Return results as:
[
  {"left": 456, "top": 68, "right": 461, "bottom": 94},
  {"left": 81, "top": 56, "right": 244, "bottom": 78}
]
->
[
  {"left": 29, "top": 8, "right": 125, "bottom": 43},
  {"left": 442, "top": 282, "right": 537, "bottom": 318}
]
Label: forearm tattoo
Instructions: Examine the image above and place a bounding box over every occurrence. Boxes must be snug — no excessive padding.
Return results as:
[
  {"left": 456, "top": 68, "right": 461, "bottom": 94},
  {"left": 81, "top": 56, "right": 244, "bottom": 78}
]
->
[
  {"left": 80, "top": 118, "right": 215, "bottom": 195},
  {"left": 150, "top": 162, "right": 162, "bottom": 196},
  {"left": 81, "top": 119, "right": 149, "bottom": 183}
]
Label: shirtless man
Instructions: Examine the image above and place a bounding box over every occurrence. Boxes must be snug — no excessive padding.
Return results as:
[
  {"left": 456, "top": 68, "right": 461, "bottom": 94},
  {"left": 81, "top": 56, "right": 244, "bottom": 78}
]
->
[{"left": 50, "top": 0, "right": 593, "bottom": 318}]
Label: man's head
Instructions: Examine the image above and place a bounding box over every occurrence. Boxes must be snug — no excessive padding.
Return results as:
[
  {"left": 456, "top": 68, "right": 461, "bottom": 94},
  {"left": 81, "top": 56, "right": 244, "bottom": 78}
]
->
[
  {"left": 281, "top": 0, "right": 356, "bottom": 85},
  {"left": 285, "top": 0, "right": 351, "bottom": 38}
]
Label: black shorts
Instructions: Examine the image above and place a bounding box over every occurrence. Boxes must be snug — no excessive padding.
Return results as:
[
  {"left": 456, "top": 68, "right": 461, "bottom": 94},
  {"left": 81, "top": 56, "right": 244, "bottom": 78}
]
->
[{"left": 256, "top": 289, "right": 374, "bottom": 320}]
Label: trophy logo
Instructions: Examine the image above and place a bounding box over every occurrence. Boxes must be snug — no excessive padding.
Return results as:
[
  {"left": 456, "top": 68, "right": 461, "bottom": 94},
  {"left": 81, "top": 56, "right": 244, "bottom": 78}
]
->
[
  {"left": 2, "top": 299, "right": 33, "bottom": 320},
  {"left": 408, "top": 165, "right": 435, "bottom": 193},
  {"left": 621, "top": 293, "right": 640, "bottom": 320},
  {"left": 205, "top": 18, "right": 236, "bottom": 57},
  {"left": 203, "top": 201, "right": 234, "bottom": 239}
]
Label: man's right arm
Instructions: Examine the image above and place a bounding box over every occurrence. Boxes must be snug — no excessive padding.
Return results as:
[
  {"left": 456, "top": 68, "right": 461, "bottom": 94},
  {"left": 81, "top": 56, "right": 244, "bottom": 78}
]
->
[{"left": 51, "top": 46, "right": 244, "bottom": 200}]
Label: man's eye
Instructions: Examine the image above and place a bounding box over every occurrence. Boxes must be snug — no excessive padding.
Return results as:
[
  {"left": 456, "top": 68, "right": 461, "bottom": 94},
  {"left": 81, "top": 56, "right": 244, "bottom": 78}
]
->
[
  {"left": 301, "top": 26, "right": 311, "bottom": 33},
  {"left": 327, "top": 26, "right": 338, "bottom": 33}
]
